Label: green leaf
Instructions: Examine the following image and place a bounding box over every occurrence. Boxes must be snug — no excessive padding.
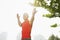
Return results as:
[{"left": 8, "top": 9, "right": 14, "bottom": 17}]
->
[{"left": 43, "top": 13, "right": 54, "bottom": 18}]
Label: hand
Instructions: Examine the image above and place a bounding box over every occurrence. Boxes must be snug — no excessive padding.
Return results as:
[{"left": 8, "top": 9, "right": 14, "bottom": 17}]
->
[
  {"left": 17, "top": 13, "right": 20, "bottom": 19},
  {"left": 33, "top": 8, "right": 37, "bottom": 14}
]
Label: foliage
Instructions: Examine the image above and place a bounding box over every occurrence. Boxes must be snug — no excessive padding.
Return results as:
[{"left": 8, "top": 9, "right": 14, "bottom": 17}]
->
[
  {"left": 43, "top": 13, "right": 54, "bottom": 18},
  {"left": 51, "top": 23, "right": 57, "bottom": 28},
  {"left": 34, "top": 0, "right": 60, "bottom": 18},
  {"left": 48, "top": 34, "right": 60, "bottom": 40}
]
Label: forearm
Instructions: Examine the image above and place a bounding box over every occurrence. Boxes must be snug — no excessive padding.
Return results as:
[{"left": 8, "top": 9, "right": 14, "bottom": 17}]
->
[
  {"left": 31, "top": 8, "right": 36, "bottom": 22},
  {"left": 17, "top": 18, "right": 22, "bottom": 27},
  {"left": 30, "top": 13, "right": 35, "bottom": 25},
  {"left": 31, "top": 14, "right": 35, "bottom": 21}
]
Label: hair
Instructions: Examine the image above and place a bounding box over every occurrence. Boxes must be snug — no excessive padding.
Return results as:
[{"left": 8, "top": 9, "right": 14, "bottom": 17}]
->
[
  {"left": 23, "top": 13, "right": 29, "bottom": 17},
  {"left": 23, "top": 13, "right": 29, "bottom": 20}
]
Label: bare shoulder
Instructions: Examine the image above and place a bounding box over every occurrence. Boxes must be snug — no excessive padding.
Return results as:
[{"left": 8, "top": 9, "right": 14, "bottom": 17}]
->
[
  {"left": 29, "top": 20, "right": 32, "bottom": 25},
  {"left": 28, "top": 19, "right": 31, "bottom": 24}
]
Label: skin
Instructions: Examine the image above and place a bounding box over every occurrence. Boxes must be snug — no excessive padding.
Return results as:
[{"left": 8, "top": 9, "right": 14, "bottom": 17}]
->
[
  {"left": 23, "top": 13, "right": 29, "bottom": 21},
  {"left": 17, "top": 8, "right": 37, "bottom": 27}
]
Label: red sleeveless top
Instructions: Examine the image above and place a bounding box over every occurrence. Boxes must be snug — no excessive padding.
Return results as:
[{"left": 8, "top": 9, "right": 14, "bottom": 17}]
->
[{"left": 22, "top": 20, "right": 32, "bottom": 39}]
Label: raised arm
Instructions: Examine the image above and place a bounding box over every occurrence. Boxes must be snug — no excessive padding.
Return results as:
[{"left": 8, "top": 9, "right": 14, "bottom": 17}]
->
[
  {"left": 17, "top": 13, "right": 22, "bottom": 27},
  {"left": 30, "top": 8, "right": 37, "bottom": 26}
]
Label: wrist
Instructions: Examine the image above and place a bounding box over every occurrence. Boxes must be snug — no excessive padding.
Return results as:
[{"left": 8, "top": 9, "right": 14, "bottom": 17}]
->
[{"left": 18, "top": 18, "right": 20, "bottom": 20}]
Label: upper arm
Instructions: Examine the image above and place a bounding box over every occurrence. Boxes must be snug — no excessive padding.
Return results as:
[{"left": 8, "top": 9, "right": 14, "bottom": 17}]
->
[
  {"left": 19, "top": 23, "right": 22, "bottom": 27},
  {"left": 18, "top": 20, "right": 22, "bottom": 27},
  {"left": 29, "top": 19, "right": 34, "bottom": 26}
]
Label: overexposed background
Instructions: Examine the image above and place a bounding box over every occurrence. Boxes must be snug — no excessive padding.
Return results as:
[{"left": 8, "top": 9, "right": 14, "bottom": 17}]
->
[{"left": 0, "top": 0, "right": 60, "bottom": 40}]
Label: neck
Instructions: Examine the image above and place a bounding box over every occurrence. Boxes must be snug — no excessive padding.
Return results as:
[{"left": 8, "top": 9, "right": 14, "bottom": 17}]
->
[{"left": 24, "top": 19, "right": 28, "bottom": 21}]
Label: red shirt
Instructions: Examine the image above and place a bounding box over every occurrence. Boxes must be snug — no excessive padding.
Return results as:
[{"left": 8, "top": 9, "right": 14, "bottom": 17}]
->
[{"left": 22, "top": 20, "right": 32, "bottom": 39}]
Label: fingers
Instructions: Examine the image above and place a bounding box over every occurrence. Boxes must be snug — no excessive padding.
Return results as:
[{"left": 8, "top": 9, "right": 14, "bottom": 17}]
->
[
  {"left": 17, "top": 13, "right": 20, "bottom": 19},
  {"left": 17, "top": 14, "right": 18, "bottom": 17},
  {"left": 33, "top": 8, "right": 37, "bottom": 14}
]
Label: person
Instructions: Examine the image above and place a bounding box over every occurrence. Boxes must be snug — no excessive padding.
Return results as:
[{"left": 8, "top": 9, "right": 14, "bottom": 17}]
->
[{"left": 17, "top": 8, "right": 36, "bottom": 40}]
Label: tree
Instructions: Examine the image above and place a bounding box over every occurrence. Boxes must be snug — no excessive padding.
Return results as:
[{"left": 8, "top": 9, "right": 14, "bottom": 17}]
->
[
  {"left": 51, "top": 23, "right": 57, "bottom": 28},
  {"left": 48, "top": 34, "right": 60, "bottom": 40},
  {"left": 48, "top": 34, "right": 55, "bottom": 40},
  {"left": 34, "top": 0, "right": 60, "bottom": 18}
]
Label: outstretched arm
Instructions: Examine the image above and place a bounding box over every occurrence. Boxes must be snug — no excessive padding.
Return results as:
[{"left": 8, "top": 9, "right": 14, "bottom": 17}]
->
[
  {"left": 30, "top": 8, "right": 37, "bottom": 26},
  {"left": 17, "top": 13, "right": 22, "bottom": 27}
]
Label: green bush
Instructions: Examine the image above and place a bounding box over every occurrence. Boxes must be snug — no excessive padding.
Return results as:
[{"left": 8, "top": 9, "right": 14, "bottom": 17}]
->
[
  {"left": 48, "top": 34, "right": 60, "bottom": 40},
  {"left": 51, "top": 23, "right": 57, "bottom": 28},
  {"left": 43, "top": 13, "right": 54, "bottom": 18}
]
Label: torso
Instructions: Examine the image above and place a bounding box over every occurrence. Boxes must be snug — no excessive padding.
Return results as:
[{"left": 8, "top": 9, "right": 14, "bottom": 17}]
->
[{"left": 22, "top": 20, "right": 32, "bottom": 39}]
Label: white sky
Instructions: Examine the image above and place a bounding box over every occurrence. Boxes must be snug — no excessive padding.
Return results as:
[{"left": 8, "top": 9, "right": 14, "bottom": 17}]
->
[{"left": 0, "top": 0, "right": 60, "bottom": 40}]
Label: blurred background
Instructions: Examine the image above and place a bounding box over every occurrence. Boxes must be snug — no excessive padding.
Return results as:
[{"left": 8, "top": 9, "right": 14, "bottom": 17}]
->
[{"left": 0, "top": 0, "right": 60, "bottom": 40}]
